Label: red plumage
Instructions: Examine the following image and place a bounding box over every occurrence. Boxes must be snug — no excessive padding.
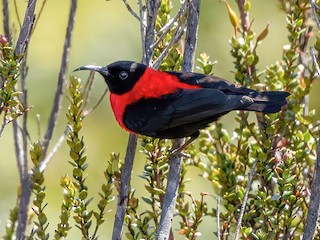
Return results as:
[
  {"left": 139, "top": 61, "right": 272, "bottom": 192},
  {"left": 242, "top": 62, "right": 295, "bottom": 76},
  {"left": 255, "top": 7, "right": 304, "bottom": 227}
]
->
[{"left": 109, "top": 67, "right": 200, "bottom": 132}]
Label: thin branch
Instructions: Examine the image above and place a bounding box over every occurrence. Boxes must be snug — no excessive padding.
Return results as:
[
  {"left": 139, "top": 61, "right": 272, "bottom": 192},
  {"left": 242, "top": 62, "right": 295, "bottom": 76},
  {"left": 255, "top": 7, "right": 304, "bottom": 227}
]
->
[
  {"left": 152, "top": 21, "right": 187, "bottom": 70},
  {"left": 39, "top": 127, "right": 69, "bottom": 173},
  {"left": 2, "top": 0, "right": 11, "bottom": 43},
  {"left": 310, "top": 47, "right": 320, "bottom": 77},
  {"left": 82, "top": 87, "right": 108, "bottom": 119},
  {"left": 234, "top": 159, "right": 257, "bottom": 240},
  {"left": 156, "top": 139, "right": 184, "bottom": 240},
  {"left": 112, "top": 133, "right": 137, "bottom": 240},
  {"left": 82, "top": 71, "right": 96, "bottom": 111},
  {"left": 139, "top": 0, "right": 146, "bottom": 61},
  {"left": 32, "top": 0, "right": 48, "bottom": 33},
  {"left": 122, "top": 0, "right": 140, "bottom": 21},
  {"left": 310, "top": 0, "right": 320, "bottom": 29},
  {"left": 14, "top": 0, "right": 36, "bottom": 57},
  {"left": 144, "top": 0, "right": 161, "bottom": 65},
  {"left": 13, "top": 0, "right": 22, "bottom": 29},
  {"left": 216, "top": 197, "right": 221, "bottom": 240},
  {"left": 182, "top": 0, "right": 200, "bottom": 72},
  {"left": 13, "top": 0, "right": 37, "bottom": 238},
  {"left": 157, "top": 1, "right": 201, "bottom": 239},
  {"left": 151, "top": 0, "right": 188, "bottom": 49},
  {"left": 236, "top": 0, "right": 250, "bottom": 33},
  {"left": 302, "top": 137, "right": 320, "bottom": 240},
  {"left": 42, "top": 0, "right": 77, "bottom": 158}
]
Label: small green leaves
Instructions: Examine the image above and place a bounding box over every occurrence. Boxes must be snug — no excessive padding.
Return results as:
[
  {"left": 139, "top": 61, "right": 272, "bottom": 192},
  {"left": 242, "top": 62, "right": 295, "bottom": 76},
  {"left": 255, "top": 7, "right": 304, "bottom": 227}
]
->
[
  {"left": 0, "top": 35, "right": 26, "bottom": 133},
  {"left": 30, "top": 142, "right": 49, "bottom": 240}
]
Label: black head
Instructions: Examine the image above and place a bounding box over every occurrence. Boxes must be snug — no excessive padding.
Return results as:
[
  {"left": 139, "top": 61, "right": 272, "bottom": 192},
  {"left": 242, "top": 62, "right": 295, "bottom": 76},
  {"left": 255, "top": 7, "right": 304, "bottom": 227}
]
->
[{"left": 74, "top": 60, "right": 147, "bottom": 94}]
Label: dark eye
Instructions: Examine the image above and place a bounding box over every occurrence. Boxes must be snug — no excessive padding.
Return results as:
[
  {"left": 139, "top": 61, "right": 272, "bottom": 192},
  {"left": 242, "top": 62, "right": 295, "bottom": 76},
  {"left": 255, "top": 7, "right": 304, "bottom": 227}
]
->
[{"left": 119, "top": 71, "right": 128, "bottom": 80}]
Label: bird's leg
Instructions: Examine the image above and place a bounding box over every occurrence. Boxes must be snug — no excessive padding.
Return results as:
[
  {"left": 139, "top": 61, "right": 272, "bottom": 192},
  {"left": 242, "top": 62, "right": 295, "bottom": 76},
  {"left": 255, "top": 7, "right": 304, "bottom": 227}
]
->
[{"left": 169, "top": 133, "right": 199, "bottom": 160}]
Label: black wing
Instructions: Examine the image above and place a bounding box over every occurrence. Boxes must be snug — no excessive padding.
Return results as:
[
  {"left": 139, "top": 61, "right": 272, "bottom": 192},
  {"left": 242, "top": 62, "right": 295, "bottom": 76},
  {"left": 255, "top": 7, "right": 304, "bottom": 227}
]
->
[
  {"left": 166, "top": 71, "right": 254, "bottom": 94},
  {"left": 168, "top": 71, "right": 290, "bottom": 113},
  {"left": 123, "top": 88, "right": 253, "bottom": 138}
]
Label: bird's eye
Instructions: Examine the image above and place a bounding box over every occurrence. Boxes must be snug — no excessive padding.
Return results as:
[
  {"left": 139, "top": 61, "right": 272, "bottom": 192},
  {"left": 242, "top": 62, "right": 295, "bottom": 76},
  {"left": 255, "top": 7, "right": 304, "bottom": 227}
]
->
[{"left": 119, "top": 71, "right": 128, "bottom": 80}]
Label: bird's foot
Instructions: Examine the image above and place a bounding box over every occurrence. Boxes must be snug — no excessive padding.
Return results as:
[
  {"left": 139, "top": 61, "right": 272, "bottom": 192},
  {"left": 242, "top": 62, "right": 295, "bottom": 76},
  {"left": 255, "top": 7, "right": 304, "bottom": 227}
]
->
[{"left": 168, "top": 149, "right": 191, "bottom": 161}]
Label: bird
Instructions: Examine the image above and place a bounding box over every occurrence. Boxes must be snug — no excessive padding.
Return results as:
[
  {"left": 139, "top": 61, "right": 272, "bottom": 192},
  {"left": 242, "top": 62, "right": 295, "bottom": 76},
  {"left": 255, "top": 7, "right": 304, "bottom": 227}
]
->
[{"left": 74, "top": 60, "right": 289, "bottom": 142}]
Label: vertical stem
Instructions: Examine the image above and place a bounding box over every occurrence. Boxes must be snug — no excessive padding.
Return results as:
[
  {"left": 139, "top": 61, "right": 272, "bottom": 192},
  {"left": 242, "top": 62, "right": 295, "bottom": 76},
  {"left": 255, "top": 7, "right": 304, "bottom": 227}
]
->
[
  {"left": 302, "top": 138, "right": 320, "bottom": 240},
  {"left": 42, "top": 0, "right": 77, "bottom": 157},
  {"left": 2, "top": 0, "right": 11, "bottom": 43},
  {"left": 14, "top": 0, "right": 37, "bottom": 238},
  {"left": 112, "top": 134, "right": 137, "bottom": 240},
  {"left": 157, "top": 1, "right": 201, "bottom": 239}
]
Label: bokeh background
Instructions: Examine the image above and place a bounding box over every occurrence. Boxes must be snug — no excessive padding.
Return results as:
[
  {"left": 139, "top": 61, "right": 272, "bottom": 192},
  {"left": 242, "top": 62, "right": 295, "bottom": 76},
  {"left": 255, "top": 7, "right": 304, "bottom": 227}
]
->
[{"left": 0, "top": 0, "right": 319, "bottom": 238}]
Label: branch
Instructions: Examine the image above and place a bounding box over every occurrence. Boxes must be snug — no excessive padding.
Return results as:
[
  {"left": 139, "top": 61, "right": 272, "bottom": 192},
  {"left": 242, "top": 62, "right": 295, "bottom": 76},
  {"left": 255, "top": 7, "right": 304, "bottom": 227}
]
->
[
  {"left": 39, "top": 127, "right": 69, "bottom": 173},
  {"left": 144, "top": 0, "right": 161, "bottom": 64},
  {"left": 122, "top": 0, "right": 140, "bottom": 22},
  {"left": 112, "top": 133, "right": 137, "bottom": 240},
  {"left": 302, "top": 137, "right": 320, "bottom": 240},
  {"left": 13, "top": 0, "right": 37, "bottom": 237},
  {"left": 42, "top": 0, "right": 77, "bottom": 158},
  {"left": 157, "top": 1, "right": 201, "bottom": 239},
  {"left": 234, "top": 159, "right": 257, "bottom": 240},
  {"left": 14, "top": 0, "right": 36, "bottom": 57},
  {"left": 2, "top": 0, "right": 11, "bottom": 43},
  {"left": 216, "top": 197, "right": 221, "bottom": 240},
  {"left": 152, "top": 21, "right": 187, "bottom": 70},
  {"left": 310, "top": 47, "right": 320, "bottom": 77},
  {"left": 151, "top": 0, "right": 188, "bottom": 49},
  {"left": 310, "top": 0, "right": 320, "bottom": 29},
  {"left": 236, "top": 0, "right": 250, "bottom": 33}
]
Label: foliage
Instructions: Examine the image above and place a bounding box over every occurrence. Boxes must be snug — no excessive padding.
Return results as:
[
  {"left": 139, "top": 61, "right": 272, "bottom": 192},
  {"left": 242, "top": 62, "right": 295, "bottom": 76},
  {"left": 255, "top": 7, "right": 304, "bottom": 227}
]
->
[{"left": 0, "top": 35, "right": 26, "bottom": 135}]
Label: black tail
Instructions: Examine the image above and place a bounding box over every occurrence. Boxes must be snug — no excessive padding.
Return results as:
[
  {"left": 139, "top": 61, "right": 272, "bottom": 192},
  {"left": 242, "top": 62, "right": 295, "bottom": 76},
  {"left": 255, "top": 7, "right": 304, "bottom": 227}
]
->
[{"left": 241, "top": 91, "right": 290, "bottom": 113}]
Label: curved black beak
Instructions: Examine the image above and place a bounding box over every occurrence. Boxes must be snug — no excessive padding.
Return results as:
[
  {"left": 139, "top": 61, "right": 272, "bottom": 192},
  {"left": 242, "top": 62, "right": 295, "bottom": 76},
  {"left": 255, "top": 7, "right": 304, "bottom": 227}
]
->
[{"left": 74, "top": 65, "right": 109, "bottom": 76}]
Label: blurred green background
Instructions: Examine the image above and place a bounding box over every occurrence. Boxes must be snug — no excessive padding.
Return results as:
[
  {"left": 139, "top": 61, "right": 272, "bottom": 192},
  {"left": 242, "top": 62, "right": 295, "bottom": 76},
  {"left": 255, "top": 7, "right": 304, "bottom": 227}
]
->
[{"left": 0, "top": 0, "right": 319, "bottom": 238}]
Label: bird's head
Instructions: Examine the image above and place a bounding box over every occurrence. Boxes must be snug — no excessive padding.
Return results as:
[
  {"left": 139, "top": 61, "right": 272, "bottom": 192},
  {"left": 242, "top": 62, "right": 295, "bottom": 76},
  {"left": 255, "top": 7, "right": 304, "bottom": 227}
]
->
[{"left": 74, "top": 60, "right": 147, "bottom": 94}]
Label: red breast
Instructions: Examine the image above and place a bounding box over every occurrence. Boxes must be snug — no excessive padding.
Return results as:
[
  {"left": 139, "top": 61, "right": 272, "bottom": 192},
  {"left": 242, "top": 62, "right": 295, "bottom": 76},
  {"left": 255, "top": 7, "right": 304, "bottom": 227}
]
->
[{"left": 109, "top": 67, "right": 201, "bottom": 132}]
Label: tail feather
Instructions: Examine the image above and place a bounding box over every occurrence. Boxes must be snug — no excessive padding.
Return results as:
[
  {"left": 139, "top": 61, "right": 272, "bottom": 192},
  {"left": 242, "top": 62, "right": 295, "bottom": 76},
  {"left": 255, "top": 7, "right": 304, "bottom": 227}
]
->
[{"left": 239, "top": 91, "right": 290, "bottom": 113}]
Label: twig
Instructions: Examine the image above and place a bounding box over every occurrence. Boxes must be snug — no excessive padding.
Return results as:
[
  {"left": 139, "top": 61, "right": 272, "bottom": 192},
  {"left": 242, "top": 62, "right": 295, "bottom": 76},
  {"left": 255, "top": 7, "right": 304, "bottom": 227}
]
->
[
  {"left": 2, "top": 0, "right": 11, "bottom": 43},
  {"left": 139, "top": 0, "right": 146, "bottom": 62},
  {"left": 151, "top": 0, "right": 188, "bottom": 49},
  {"left": 42, "top": 0, "right": 77, "bottom": 158},
  {"left": 182, "top": 0, "right": 200, "bottom": 72},
  {"left": 152, "top": 21, "right": 187, "bottom": 70},
  {"left": 310, "top": 0, "right": 320, "bottom": 29},
  {"left": 122, "top": 0, "right": 140, "bottom": 22},
  {"left": 302, "top": 137, "right": 320, "bottom": 240},
  {"left": 310, "top": 47, "right": 320, "bottom": 77},
  {"left": 216, "top": 197, "right": 221, "bottom": 240},
  {"left": 82, "top": 87, "right": 108, "bottom": 119},
  {"left": 157, "top": 1, "right": 201, "bottom": 239},
  {"left": 14, "top": 0, "right": 36, "bottom": 57},
  {"left": 112, "top": 133, "right": 137, "bottom": 240},
  {"left": 144, "top": 0, "right": 161, "bottom": 65},
  {"left": 32, "top": 0, "right": 48, "bottom": 33},
  {"left": 234, "top": 159, "right": 257, "bottom": 240},
  {"left": 13, "top": 0, "right": 37, "bottom": 238},
  {"left": 13, "top": 0, "right": 22, "bottom": 29},
  {"left": 156, "top": 139, "right": 184, "bottom": 240},
  {"left": 236, "top": 0, "right": 250, "bottom": 33},
  {"left": 82, "top": 71, "right": 96, "bottom": 111},
  {"left": 39, "top": 127, "right": 69, "bottom": 173}
]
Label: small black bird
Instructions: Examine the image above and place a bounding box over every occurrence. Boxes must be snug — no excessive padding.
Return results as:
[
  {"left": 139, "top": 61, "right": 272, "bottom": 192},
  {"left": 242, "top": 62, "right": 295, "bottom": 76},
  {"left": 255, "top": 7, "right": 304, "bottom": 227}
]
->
[{"left": 75, "top": 61, "right": 289, "bottom": 140}]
